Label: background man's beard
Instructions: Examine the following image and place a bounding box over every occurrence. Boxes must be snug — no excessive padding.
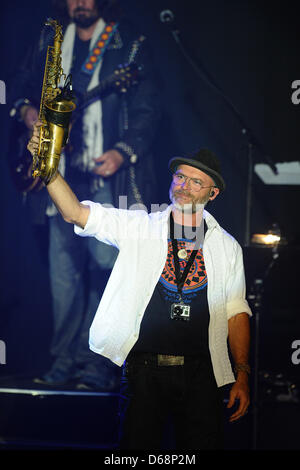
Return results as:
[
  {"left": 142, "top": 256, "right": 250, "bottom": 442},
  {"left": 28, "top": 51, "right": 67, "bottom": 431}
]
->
[{"left": 73, "top": 9, "right": 100, "bottom": 28}]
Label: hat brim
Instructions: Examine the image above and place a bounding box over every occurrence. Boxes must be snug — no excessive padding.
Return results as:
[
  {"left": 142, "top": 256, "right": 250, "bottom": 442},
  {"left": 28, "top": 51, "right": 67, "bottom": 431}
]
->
[{"left": 168, "top": 157, "right": 226, "bottom": 192}]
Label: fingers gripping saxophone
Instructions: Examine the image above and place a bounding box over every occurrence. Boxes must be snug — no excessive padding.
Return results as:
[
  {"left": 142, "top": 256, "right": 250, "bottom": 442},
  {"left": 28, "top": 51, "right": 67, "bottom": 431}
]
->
[{"left": 32, "top": 18, "right": 76, "bottom": 185}]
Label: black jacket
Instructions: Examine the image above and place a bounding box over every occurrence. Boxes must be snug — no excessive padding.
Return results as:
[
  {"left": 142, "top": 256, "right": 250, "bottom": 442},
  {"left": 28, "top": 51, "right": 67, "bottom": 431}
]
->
[{"left": 8, "top": 19, "right": 161, "bottom": 223}]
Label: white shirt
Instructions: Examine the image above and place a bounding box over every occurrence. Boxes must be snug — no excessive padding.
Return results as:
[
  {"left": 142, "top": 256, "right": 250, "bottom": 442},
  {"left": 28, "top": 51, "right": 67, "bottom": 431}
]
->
[{"left": 74, "top": 202, "right": 252, "bottom": 387}]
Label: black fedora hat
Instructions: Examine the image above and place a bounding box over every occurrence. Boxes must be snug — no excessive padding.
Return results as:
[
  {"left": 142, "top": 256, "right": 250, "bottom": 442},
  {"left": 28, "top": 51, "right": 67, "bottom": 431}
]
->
[{"left": 169, "top": 148, "right": 226, "bottom": 192}]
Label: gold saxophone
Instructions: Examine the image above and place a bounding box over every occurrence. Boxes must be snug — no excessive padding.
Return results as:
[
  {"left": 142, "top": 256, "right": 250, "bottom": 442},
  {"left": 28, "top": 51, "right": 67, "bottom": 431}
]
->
[{"left": 32, "top": 18, "right": 76, "bottom": 185}]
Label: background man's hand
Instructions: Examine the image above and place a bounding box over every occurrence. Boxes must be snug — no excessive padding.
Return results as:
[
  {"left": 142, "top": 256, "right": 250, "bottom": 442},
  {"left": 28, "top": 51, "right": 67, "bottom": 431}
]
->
[{"left": 93, "top": 149, "right": 124, "bottom": 177}]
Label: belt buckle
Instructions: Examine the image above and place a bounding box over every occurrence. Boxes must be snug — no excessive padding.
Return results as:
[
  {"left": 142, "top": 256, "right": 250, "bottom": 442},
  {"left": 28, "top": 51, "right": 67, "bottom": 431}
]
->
[{"left": 157, "top": 354, "right": 184, "bottom": 366}]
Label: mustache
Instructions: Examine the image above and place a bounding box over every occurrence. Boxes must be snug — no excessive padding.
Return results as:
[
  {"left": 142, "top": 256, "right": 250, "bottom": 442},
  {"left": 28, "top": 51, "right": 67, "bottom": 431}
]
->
[
  {"left": 74, "top": 7, "right": 93, "bottom": 14},
  {"left": 173, "top": 190, "right": 192, "bottom": 197}
]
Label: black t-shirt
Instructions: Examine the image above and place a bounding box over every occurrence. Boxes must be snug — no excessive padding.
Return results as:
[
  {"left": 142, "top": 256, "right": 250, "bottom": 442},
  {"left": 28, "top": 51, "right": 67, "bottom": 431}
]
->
[
  {"left": 70, "top": 35, "right": 91, "bottom": 93},
  {"left": 132, "top": 220, "right": 210, "bottom": 357}
]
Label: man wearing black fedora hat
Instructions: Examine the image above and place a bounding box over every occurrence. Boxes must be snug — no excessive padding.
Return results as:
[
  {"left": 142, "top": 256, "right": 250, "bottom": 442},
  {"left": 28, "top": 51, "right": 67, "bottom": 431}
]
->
[{"left": 28, "top": 126, "right": 252, "bottom": 450}]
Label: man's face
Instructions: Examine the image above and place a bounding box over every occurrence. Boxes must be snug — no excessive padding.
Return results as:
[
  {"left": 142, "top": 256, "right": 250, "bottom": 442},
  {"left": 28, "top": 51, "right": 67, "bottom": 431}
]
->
[
  {"left": 169, "top": 164, "right": 218, "bottom": 213},
  {"left": 66, "top": 0, "right": 100, "bottom": 28}
]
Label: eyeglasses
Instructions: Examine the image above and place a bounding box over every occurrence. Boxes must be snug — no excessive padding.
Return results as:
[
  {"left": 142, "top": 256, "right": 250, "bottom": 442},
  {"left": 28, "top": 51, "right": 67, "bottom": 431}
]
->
[{"left": 172, "top": 172, "right": 216, "bottom": 192}]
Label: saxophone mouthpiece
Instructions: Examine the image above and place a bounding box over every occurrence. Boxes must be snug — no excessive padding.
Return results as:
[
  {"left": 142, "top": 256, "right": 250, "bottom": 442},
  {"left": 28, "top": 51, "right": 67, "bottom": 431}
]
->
[
  {"left": 45, "top": 18, "right": 60, "bottom": 30},
  {"left": 45, "top": 17, "right": 54, "bottom": 25}
]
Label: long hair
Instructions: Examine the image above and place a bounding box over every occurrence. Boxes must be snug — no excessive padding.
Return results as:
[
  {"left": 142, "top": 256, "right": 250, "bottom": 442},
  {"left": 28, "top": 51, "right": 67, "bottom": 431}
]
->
[{"left": 51, "top": 0, "right": 123, "bottom": 25}]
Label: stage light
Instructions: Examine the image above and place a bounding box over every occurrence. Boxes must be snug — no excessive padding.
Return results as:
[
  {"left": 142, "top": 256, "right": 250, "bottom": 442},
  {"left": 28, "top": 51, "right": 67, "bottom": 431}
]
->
[
  {"left": 251, "top": 223, "right": 284, "bottom": 247},
  {"left": 251, "top": 233, "right": 281, "bottom": 245}
]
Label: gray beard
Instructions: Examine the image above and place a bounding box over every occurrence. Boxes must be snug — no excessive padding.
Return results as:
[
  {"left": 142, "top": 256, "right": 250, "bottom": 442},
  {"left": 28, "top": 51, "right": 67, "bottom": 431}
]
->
[{"left": 169, "top": 188, "right": 208, "bottom": 213}]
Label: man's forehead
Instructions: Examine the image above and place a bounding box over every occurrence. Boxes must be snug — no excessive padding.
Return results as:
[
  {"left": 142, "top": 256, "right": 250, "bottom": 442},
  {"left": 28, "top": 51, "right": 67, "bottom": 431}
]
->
[{"left": 176, "top": 164, "right": 212, "bottom": 181}]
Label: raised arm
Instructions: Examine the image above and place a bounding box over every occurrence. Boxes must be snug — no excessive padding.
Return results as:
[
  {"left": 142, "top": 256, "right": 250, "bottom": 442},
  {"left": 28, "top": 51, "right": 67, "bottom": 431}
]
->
[{"left": 27, "top": 122, "right": 90, "bottom": 229}]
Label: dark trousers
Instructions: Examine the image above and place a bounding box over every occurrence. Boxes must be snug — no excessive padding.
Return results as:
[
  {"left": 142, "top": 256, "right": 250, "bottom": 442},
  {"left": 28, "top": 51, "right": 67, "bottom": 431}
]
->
[{"left": 118, "top": 352, "right": 224, "bottom": 450}]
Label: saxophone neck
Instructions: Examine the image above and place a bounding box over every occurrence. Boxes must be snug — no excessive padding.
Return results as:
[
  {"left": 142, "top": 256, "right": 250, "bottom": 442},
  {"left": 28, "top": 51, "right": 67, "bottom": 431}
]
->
[{"left": 45, "top": 18, "right": 63, "bottom": 58}]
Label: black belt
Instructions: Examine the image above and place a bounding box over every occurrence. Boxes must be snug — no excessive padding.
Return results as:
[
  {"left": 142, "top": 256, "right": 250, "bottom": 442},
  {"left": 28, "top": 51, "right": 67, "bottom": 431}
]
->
[{"left": 127, "top": 351, "right": 186, "bottom": 366}]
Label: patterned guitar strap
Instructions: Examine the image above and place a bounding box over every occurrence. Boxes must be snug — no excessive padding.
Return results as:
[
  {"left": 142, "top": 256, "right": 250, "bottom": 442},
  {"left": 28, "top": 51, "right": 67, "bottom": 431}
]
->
[{"left": 72, "top": 22, "right": 119, "bottom": 94}]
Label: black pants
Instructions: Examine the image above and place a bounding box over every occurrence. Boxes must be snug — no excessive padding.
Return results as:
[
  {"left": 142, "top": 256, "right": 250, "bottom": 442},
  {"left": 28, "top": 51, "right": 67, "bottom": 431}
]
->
[{"left": 118, "top": 352, "right": 224, "bottom": 450}]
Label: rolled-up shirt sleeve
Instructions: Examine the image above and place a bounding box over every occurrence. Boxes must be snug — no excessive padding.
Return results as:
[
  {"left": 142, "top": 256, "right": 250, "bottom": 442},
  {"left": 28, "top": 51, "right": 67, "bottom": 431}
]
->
[
  {"left": 74, "top": 200, "right": 124, "bottom": 249},
  {"left": 74, "top": 201, "right": 149, "bottom": 248},
  {"left": 225, "top": 243, "right": 252, "bottom": 320}
]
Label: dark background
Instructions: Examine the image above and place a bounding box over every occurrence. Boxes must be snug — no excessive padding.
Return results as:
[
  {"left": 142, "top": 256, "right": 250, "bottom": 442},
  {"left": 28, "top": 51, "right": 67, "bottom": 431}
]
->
[{"left": 0, "top": 0, "right": 299, "bottom": 450}]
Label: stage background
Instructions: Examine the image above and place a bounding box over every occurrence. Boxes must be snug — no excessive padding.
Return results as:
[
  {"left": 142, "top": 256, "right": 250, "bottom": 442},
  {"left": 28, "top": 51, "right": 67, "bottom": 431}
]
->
[{"left": 0, "top": 1, "right": 299, "bottom": 448}]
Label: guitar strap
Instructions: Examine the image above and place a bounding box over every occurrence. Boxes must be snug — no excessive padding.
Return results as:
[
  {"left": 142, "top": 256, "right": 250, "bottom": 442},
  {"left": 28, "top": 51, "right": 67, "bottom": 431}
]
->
[{"left": 72, "top": 22, "right": 119, "bottom": 95}]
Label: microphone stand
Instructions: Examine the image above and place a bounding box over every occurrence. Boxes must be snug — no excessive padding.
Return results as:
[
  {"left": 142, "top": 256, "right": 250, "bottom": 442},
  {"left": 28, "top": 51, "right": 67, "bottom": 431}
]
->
[
  {"left": 163, "top": 22, "right": 277, "bottom": 247},
  {"left": 248, "top": 241, "right": 280, "bottom": 449}
]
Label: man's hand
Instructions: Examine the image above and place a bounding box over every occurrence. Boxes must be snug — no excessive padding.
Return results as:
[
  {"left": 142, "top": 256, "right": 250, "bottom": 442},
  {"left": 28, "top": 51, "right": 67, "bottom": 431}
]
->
[
  {"left": 227, "top": 374, "right": 250, "bottom": 422},
  {"left": 27, "top": 120, "right": 42, "bottom": 156},
  {"left": 21, "top": 105, "right": 39, "bottom": 130},
  {"left": 227, "top": 312, "right": 251, "bottom": 422},
  {"left": 93, "top": 149, "right": 124, "bottom": 177}
]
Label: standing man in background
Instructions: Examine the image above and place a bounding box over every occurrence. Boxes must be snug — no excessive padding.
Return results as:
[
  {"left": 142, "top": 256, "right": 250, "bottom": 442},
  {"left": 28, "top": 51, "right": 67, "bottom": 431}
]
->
[{"left": 8, "top": 0, "right": 160, "bottom": 390}]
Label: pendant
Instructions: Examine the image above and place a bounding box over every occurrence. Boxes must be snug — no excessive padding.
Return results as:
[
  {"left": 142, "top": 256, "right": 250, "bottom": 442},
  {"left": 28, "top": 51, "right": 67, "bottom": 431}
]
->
[{"left": 178, "top": 248, "right": 188, "bottom": 260}]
